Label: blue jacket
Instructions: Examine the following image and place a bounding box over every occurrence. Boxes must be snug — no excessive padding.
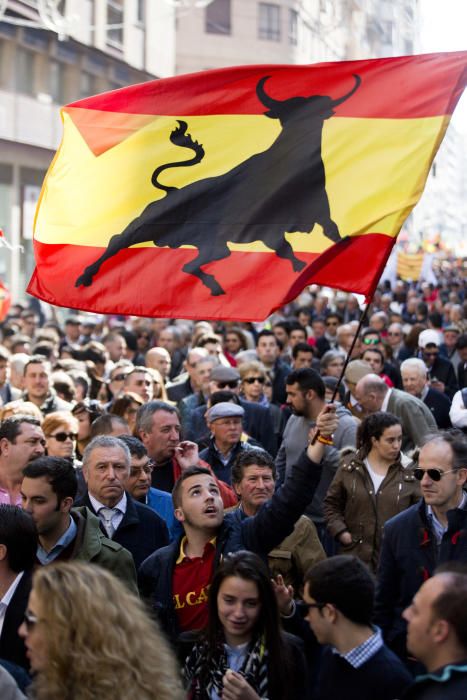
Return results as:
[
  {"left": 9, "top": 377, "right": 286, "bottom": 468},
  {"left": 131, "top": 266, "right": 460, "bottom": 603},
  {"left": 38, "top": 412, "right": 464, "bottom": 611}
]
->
[
  {"left": 375, "top": 498, "right": 467, "bottom": 657},
  {"left": 138, "top": 450, "right": 322, "bottom": 641},
  {"left": 146, "top": 487, "right": 181, "bottom": 542},
  {"left": 77, "top": 491, "right": 169, "bottom": 569}
]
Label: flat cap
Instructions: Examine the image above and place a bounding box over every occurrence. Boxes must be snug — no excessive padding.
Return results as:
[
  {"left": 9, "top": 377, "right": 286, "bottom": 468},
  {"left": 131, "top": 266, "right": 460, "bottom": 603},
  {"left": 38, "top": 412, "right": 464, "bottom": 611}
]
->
[
  {"left": 207, "top": 402, "right": 245, "bottom": 422},
  {"left": 345, "top": 360, "right": 372, "bottom": 384},
  {"left": 418, "top": 329, "right": 440, "bottom": 348},
  {"left": 443, "top": 325, "right": 461, "bottom": 334},
  {"left": 210, "top": 366, "right": 240, "bottom": 383}
]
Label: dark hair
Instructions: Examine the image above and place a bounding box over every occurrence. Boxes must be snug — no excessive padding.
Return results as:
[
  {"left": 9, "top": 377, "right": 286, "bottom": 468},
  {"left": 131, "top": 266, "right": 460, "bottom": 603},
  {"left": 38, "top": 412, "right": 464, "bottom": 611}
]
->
[
  {"left": 90, "top": 414, "right": 129, "bottom": 438},
  {"left": 224, "top": 328, "right": 248, "bottom": 352},
  {"left": 457, "top": 334, "right": 467, "bottom": 351},
  {"left": 361, "top": 328, "right": 381, "bottom": 341},
  {"left": 205, "top": 551, "right": 288, "bottom": 699},
  {"left": 210, "top": 390, "right": 241, "bottom": 407},
  {"left": 428, "top": 312, "right": 443, "bottom": 330},
  {"left": 231, "top": 447, "right": 275, "bottom": 484},
  {"left": 325, "top": 312, "right": 343, "bottom": 324},
  {"left": 23, "top": 456, "right": 78, "bottom": 501},
  {"left": 172, "top": 466, "right": 212, "bottom": 509},
  {"left": 24, "top": 355, "right": 50, "bottom": 375},
  {"left": 322, "top": 376, "right": 345, "bottom": 402},
  {"left": 289, "top": 321, "right": 306, "bottom": 335},
  {"left": 31, "top": 342, "right": 55, "bottom": 360},
  {"left": 304, "top": 555, "right": 374, "bottom": 626},
  {"left": 357, "top": 412, "right": 402, "bottom": 457},
  {"left": 431, "top": 572, "right": 467, "bottom": 650},
  {"left": 117, "top": 435, "right": 147, "bottom": 459},
  {"left": 0, "top": 505, "right": 37, "bottom": 572},
  {"left": 292, "top": 342, "right": 314, "bottom": 359},
  {"left": 110, "top": 393, "right": 144, "bottom": 418},
  {"left": 71, "top": 400, "right": 103, "bottom": 424},
  {"left": 256, "top": 329, "right": 278, "bottom": 346},
  {"left": 272, "top": 321, "right": 290, "bottom": 337},
  {"left": 361, "top": 347, "right": 385, "bottom": 366},
  {"left": 421, "top": 430, "right": 467, "bottom": 472},
  {"left": 0, "top": 416, "right": 42, "bottom": 444},
  {"left": 286, "top": 368, "right": 325, "bottom": 400}
]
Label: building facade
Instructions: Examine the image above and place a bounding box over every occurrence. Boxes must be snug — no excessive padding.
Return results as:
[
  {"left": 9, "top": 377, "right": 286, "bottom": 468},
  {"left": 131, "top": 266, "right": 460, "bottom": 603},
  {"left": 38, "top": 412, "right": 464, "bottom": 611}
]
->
[{"left": 0, "top": 0, "right": 175, "bottom": 300}]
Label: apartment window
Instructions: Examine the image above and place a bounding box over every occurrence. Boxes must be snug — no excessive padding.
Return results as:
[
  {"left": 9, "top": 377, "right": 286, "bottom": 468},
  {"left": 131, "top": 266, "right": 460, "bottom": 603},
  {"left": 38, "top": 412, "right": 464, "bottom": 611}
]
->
[
  {"left": 289, "top": 8, "right": 298, "bottom": 45},
  {"left": 137, "top": 0, "right": 145, "bottom": 23},
  {"left": 107, "top": 0, "right": 124, "bottom": 47},
  {"left": 15, "top": 47, "right": 35, "bottom": 96},
  {"left": 206, "top": 0, "right": 231, "bottom": 35},
  {"left": 49, "top": 61, "right": 67, "bottom": 104},
  {"left": 80, "top": 72, "right": 96, "bottom": 98},
  {"left": 258, "top": 3, "right": 281, "bottom": 41}
]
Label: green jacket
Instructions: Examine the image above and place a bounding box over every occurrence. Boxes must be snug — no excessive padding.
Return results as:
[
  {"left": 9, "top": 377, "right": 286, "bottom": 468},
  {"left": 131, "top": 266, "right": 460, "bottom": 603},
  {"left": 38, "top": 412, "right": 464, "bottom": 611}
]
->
[{"left": 69, "top": 507, "right": 138, "bottom": 595}]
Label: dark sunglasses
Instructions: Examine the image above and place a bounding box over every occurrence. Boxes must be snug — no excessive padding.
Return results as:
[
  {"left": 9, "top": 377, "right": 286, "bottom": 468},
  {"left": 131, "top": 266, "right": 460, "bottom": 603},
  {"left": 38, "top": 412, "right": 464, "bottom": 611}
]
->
[
  {"left": 413, "top": 468, "right": 457, "bottom": 482},
  {"left": 216, "top": 380, "right": 239, "bottom": 389},
  {"left": 49, "top": 432, "right": 78, "bottom": 442},
  {"left": 325, "top": 320, "right": 338, "bottom": 326},
  {"left": 423, "top": 351, "right": 439, "bottom": 357},
  {"left": 244, "top": 376, "right": 265, "bottom": 384},
  {"left": 23, "top": 610, "right": 40, "bottom": 630},
  {"left": 363, "top": 337, "right": 380, "bottom": 345}
]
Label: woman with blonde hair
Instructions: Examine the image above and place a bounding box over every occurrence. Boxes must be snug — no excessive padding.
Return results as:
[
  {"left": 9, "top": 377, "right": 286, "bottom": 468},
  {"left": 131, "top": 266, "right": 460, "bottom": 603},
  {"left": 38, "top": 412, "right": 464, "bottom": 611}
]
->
[
  {"left": 19, "top": 561, "right": 184, "bottom": 700},
  {"left": 41, "top": 411, "right": 79, "bottom": 461}
]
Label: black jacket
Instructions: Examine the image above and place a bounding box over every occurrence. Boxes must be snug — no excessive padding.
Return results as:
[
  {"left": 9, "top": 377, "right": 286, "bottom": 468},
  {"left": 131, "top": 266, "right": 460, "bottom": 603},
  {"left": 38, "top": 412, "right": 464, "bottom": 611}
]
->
[
  {"left": 0, "top": 570, "right": 32, "bottom": 670},
  {"left": 138, "top": 450, "right": 323, "bottom": 641},
  {"left": 402, "top": 662, "right": 467, "bottom": 700},
  {"left": 166, "top": 377, "right": 194, "bottom": 404},
  {"left": 423, "top": 387, "right": 452, "bottom": 429},
  {"left": 76, "top": 492, "right": 169, "bottom": 569},
  {"left": 375, "top": 498, "right": 467, "bottom": 658},
  {"left": 425, "top": 355, "right": 459, "bottom": 399}
]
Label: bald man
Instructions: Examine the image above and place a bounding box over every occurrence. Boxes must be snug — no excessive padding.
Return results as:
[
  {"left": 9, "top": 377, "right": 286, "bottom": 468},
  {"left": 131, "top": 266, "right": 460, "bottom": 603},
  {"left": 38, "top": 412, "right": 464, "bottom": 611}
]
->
[{"left": 355, "top": 373, "right": 437, "bottom": 452}]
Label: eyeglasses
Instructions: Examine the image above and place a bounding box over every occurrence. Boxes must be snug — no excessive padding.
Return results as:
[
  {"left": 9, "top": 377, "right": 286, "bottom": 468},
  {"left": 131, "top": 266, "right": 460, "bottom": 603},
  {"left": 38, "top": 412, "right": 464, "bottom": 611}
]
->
[
  {"left": 413, "top": 468, "right": 458, "bottom": 482},
  {"left": 49, "top": 432, "right": 78, "bottom": 442},
  {"left": 387, "top": 332, "right": 401, "bottom": 337},
  {"left": 216, "top": 381, "right": 239, "bottom": 389},
  {"left": 130, "top": 461, "right": 154, "bottom": 477},
  {"left": 363, "top": 338, "right": 380, "bottom": 345},
  {"left": 23, "top": 610, "right": 40, "bottom": 631},
  {"left": 244, "top": 376, "right": 265, "bottom": 384},
  {"left": 423, "top": 351, "right": 439, "bottom": 358},
  {"left": 325, "top": 320, "right": 339, "bottom": 326}
]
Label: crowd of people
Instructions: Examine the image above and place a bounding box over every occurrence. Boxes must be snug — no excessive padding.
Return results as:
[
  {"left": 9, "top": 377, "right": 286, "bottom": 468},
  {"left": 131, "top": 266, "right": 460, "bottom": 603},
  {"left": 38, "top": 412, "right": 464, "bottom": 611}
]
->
[{"left": 0, "top": 268, "right": 466, "bottom": 699}]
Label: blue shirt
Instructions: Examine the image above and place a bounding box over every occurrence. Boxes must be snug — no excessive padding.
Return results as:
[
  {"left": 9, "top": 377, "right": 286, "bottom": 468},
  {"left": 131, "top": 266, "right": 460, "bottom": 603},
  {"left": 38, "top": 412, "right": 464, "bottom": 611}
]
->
[
  {"left": 37, "top": 516, "right": 78, "bottom": 564},
  {"left": 426, "top": 491, "right": 467, "bottom": 545}
]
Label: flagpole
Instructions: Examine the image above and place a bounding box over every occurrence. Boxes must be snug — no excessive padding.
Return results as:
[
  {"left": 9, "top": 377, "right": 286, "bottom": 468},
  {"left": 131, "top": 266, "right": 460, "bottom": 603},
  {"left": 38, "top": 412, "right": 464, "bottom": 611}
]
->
[{"left": 311, "top": 295, "right": 372, "bottom": 445}]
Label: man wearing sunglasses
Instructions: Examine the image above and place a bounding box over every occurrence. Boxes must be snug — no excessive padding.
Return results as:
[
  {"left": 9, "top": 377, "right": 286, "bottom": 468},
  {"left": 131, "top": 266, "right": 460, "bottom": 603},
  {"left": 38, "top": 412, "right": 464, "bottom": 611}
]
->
[
  {"left": 417, "top": 329, "right": 458, "bottom": 400},
  {"left": 375, "top": 430, "right": 467, "bottom": 660}
]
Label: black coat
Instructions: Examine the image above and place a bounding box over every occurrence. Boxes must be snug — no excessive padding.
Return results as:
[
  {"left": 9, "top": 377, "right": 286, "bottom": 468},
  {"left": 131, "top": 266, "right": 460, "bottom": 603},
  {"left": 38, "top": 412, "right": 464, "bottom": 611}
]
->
[
  {"left": 375, "top": 499, "right": 467, "bottom": 658},
  {"left": 425, "top": 355, "right": 459, "bottom": 399},
  {"left": 423, "top": 387, "right": 452, "bottom": 429},
  {"left": 0, "top": 570, "right": 32, "bottom": 670},
  {"left": 166, "top": 377, "right": 193, "bottom": 404},
  {"left": 138, "top": 450, "right": 323, "bottom": 641},
  {"left": 76, "top": 492, "right": 169, "bottom": 569}
]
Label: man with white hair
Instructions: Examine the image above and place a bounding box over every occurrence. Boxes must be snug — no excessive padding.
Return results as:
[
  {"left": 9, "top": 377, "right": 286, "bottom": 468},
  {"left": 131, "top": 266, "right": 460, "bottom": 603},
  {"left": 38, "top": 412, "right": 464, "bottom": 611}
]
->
[
  {"left": 355, "top": 374, "right": 437, "bottom": 453},
  {"left": 401, "top": 358, "right": 452, "bottom": 429}
]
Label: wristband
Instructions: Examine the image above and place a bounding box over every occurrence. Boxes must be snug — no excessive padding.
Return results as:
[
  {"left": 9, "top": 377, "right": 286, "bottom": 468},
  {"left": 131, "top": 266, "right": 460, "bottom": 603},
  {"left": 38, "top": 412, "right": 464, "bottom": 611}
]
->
[
  {"left": 317, "top": 434, "right": 334, "bottom": 446},
  {"left": 280, "top": 598, "right": 296, "bottom": 619}
]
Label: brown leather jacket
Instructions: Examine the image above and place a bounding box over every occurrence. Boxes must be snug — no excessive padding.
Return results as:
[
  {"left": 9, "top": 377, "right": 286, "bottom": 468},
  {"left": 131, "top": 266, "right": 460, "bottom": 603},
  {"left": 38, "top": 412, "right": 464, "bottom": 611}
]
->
[{"left": 324, "top": 450, "right": 420, "bottom": 572}]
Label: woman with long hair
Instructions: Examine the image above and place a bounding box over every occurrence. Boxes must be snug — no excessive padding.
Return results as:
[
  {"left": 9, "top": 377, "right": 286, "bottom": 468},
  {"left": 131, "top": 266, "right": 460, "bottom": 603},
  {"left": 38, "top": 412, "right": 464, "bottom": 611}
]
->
[
  {"left": 324, "top": 411, "right": 420, "bottom": 572},
  {"left": 184, "top": 551, "right": 307, "bottom": 700},
  {"left": 19, "top": 562, "right": 184, "bottom": 700}
]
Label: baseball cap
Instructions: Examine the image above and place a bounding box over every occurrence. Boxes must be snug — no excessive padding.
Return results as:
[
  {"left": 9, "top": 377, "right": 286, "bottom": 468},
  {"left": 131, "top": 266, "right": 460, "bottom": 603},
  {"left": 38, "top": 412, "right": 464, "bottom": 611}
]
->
[{"left": 418, "top": 330, "right": 440, "bottom": 348}]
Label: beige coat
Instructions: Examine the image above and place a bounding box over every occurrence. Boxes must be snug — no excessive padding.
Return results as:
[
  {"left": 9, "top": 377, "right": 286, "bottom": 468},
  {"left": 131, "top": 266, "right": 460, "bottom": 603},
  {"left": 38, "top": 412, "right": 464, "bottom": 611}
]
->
[{"left": 324, "top": 451, "right": 420, "bottom": 572}]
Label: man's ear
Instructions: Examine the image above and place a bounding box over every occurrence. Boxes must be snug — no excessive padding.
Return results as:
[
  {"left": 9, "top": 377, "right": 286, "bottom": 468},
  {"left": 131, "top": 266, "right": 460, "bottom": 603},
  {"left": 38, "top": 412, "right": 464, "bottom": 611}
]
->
[
  {"left": 82, "top": 465, "right": 89, "bottom": 484},
  {"left": 305, "top": 389, "right": 315, "bottom": 402},
  {"left": 432, "top": 619, "right": 450, "bottom": 645},
  {"left": 0, "top": 437, "right": 10, "bottom": 456},
  {"left": 232, "top": 482, "right": 241, "bottom": 498},
  {"left": 0, "top": 543, "right": 7, "bottom": 562},
  {"left": 323, "top": 603, "right": 338, "bottom": 624},
  {"left": 60, "top": 496, "right": 74, "bottom": 514},
  {"left": 174, "top": 507, "right": 185, "bottom": 524}
]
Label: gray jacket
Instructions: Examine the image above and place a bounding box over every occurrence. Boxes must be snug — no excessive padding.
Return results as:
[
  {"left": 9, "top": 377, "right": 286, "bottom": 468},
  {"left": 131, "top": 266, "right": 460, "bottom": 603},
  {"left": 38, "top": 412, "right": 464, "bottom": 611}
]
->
[
  {"left": 387, "top": 389, "right": 437, "bottom": 453},
  {"left": 275, "top": 404, "right": 357, "bottom": 522}
]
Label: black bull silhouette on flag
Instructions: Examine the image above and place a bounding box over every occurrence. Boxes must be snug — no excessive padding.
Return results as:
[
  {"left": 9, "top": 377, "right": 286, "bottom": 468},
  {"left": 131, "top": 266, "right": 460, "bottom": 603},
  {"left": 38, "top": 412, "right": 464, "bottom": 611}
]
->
[{"left": 76, "top": 74, "right": 361, "bottom": 296}]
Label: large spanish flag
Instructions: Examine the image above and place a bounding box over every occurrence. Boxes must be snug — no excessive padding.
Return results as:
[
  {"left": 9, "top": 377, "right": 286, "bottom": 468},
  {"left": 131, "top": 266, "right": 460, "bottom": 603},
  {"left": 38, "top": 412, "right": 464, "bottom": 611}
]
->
[{"left": 28, "top": 52, "right": 466, "bottom": 321}]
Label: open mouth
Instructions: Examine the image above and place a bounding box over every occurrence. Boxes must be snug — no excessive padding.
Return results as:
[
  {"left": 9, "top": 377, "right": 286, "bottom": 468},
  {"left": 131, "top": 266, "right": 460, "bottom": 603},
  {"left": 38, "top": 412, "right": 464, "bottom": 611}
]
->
[{"left": 204, "top": 505, "right": 217, "bottom": 515}]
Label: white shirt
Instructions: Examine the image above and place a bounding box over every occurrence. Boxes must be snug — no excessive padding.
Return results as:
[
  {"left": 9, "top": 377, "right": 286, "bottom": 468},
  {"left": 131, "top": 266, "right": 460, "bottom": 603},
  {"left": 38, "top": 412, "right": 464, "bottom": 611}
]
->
[
  {"left": 0, "top": 571, "right": 24, "bottom": 636},
  {"left": 88, "top": 492, "right": 127, "bottom": 534},
  {"left": 364, "top": 459, "right": 386, "bottom": 493},
  {"left": 381, "top": 388, "right": 393, "bottom": 413},
  {"left": 450, "top": 390, "right": 467, "bottom": 429}
]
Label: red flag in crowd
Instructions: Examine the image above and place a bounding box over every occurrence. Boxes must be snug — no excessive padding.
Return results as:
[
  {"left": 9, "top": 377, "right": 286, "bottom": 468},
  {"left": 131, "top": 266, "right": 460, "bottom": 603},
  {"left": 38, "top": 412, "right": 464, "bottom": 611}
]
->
[{"left": 28, "top": 51, "right": 466, "bottom": 320}]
